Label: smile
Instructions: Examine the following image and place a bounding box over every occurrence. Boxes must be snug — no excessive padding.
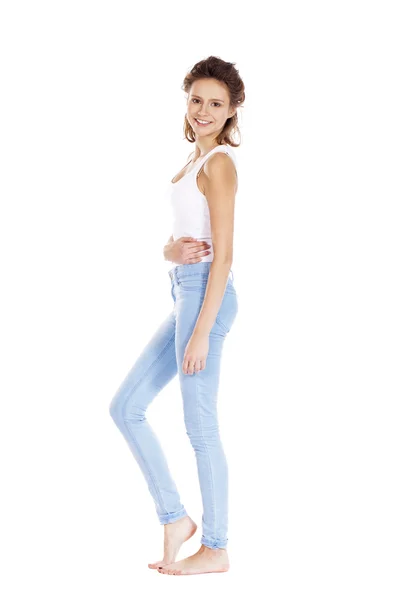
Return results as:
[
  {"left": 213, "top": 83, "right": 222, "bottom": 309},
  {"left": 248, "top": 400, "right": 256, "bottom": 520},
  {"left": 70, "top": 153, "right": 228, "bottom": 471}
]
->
[{"left": 194, "top": 118, "right": 211, "bottom": 126}]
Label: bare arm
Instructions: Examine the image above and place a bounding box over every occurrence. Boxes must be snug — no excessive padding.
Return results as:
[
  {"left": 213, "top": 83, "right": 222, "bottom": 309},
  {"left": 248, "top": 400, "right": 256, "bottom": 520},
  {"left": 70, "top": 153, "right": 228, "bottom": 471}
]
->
[
  {"left": 164, "top": 235, "right": 211, "bottom": 263},
  {"left": 192, "top": 153, "right": 237, "bottom": 336},
  {"left": 163, "top": 235, "right": 174, "bottom": 262}
]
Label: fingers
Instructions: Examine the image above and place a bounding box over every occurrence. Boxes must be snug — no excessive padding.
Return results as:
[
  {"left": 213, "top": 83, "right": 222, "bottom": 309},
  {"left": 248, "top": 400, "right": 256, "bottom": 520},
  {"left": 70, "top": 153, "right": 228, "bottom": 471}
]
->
[
  {"left": 182, "top": 239, "right": 210, "bottom": 246},
  {"left": 183, "top": 241, "right": 211, "bottom": 264},
  {"left": 183, "top": 358, "right": 195, "bottom": 375},
  {"left": 191, "top": 249, "right": 211, "bottom": 258},
  {"left": 189, "top": 242, "right": 212, "bottom": 255},
  {"left": 184, "top": 251, "right": 211, "bottom": 264},
  {"left": 187, "top": 243, "right": 211, "bottom": 250},
  {"left": 195, "top": 250, "right": 211, "bottom": 261},
  {"left": 183, "top": 359, "right": 206, "bottom": 374}
]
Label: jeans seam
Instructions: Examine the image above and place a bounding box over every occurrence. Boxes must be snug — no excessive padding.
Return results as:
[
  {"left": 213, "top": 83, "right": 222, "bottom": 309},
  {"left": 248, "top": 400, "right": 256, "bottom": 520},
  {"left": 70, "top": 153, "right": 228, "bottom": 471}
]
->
[
  {"left": 153, "top": 356, "right": 177, "bottom": 392},
  {"left": 195, "top": 370, "right": 217, "bottom": 545},
  {"left": 215, "top": 314, "right": 229, "bottom": 334},
  {"left": 121, "top": 332, "right": 175, "bottom": 515}
]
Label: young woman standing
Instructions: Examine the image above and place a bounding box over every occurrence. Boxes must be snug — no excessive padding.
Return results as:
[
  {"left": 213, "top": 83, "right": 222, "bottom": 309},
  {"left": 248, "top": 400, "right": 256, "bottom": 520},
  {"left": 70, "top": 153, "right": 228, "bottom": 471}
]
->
[{"left": 109, "top": 55, "right": 245, "bottom": 576}]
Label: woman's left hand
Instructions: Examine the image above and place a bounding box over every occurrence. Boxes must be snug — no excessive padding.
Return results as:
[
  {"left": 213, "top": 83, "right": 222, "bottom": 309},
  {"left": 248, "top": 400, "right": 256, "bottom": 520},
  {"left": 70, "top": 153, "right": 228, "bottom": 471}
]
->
[{"left": 182, "top": 331, "right": 209, "bottom": 374}]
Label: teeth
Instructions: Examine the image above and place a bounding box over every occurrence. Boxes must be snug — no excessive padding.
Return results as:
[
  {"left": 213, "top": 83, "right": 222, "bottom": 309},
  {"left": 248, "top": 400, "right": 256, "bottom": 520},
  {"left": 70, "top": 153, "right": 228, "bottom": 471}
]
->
[{"left": 196, "top": 119, "right": 210, "bottom": 124}]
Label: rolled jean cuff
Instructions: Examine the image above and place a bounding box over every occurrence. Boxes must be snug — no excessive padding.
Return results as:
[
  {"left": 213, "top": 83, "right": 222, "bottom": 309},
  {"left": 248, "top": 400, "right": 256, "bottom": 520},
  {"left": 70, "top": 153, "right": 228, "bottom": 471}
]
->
[
  {"left": 158, "top": 507, "right": 188, "bottom": 525},
  {"left": 201, "top": 535, "right": 228, "bottom": 549}
]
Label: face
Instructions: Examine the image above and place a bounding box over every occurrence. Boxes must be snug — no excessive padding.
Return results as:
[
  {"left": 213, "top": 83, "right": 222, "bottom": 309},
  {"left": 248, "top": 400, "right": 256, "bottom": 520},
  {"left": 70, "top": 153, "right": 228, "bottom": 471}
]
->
[{"left": 186, "top": 78, "right": 236, "bottom": 139}]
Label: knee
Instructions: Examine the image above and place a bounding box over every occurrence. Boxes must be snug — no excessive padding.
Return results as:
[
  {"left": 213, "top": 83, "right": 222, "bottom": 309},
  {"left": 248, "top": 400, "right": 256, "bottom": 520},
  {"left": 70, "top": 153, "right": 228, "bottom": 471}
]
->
[
  {"left": 109, "top": 391, "right": 146, "bottom": 425},
  {"left": 109, "top": 393, "right": 121, "bottom": 422},
  {"left": 185, "top": 422, "right": 220, "bottom": 447},
  {"left": 109, "top": 387, "right": 129, "bottom": 423}
]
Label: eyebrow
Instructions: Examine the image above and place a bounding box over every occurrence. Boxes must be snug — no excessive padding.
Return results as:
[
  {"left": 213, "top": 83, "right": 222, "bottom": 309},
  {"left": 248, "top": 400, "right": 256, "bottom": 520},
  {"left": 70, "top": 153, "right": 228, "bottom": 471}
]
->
[{"left": 191, "top": 94, "right": 225, "bottom": 103}]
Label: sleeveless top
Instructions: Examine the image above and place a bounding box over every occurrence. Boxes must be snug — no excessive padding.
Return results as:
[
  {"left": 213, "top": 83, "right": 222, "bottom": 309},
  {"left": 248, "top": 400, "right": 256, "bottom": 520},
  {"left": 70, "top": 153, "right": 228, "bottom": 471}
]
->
[{"left": 165, "top": 144, "right": 238, "bottom": 270}]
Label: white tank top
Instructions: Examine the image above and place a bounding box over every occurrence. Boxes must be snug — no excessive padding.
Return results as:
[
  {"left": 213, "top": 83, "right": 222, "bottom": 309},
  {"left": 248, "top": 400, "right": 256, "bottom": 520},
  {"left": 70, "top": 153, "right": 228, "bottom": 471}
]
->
[{"left": 165, "top": 144, "right": 238, "bottom": 270}]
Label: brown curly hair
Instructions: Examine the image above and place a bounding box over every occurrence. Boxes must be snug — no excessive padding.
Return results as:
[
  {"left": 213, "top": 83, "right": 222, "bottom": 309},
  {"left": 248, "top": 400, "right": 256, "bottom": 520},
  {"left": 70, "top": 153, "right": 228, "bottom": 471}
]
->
[{"left": 181, "top": 56, "right": 245, "bottom": 148}]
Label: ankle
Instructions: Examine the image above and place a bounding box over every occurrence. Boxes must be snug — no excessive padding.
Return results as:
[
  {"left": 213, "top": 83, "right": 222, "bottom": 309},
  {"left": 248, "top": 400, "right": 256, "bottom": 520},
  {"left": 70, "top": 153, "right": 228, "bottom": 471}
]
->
[
  {"left": 200, "top": 544, "right": 227, "bottom": 554},
  {"left": 164, "top": 515, "right": 192, "bottom": 531}
]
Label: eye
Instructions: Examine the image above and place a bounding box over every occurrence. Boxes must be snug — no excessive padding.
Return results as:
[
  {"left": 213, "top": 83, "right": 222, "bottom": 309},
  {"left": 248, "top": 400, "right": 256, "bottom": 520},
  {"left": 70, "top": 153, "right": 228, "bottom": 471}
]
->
[{"left": 191, "top": 99, "right": 221, "bottom": 107}]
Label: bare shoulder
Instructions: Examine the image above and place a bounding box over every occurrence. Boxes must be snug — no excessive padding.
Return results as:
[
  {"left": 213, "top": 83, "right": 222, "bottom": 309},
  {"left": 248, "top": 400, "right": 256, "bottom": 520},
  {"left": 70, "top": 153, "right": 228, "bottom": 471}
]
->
[{"left": 197, "top": 150, "right": 238, "bottom": 194}]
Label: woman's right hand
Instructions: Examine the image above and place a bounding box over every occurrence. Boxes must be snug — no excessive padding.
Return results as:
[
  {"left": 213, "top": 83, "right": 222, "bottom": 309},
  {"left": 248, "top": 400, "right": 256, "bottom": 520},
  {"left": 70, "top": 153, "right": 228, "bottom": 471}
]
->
[{"left": 163, "top": 237, "right": 211, "bottom": 264}]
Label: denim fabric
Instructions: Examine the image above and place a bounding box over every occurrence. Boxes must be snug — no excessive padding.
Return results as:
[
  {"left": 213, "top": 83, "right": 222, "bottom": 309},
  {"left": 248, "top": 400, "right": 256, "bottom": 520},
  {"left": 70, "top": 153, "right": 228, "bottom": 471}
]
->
[{"left": 109, "top": 262, "right": 238, "bottom": 549}]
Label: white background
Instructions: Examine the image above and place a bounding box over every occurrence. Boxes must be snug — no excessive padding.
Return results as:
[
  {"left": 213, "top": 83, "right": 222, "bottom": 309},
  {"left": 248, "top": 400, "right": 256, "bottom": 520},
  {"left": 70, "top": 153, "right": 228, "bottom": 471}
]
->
[{"left": 1, "top": 1, "right": 399, "bottom": 598}]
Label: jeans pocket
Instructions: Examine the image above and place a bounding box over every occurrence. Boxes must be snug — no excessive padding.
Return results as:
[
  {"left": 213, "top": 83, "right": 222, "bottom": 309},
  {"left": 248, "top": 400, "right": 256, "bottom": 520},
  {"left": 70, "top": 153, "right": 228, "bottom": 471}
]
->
[
  {"left": 170, "top": 282, "right": 176, "bottom": 302},
  {"left": 215, "top": 290, "right": 238, "bottom": 335},
  {"left": 179, "top": 277, "right": 208, "bottom": 292}
]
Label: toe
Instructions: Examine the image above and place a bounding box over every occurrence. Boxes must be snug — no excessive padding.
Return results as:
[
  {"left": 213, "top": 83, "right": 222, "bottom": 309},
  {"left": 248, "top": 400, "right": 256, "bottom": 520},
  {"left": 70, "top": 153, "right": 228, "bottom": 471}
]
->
[{"left": 149, "top": 560, "right": 166, "bottom": 569}]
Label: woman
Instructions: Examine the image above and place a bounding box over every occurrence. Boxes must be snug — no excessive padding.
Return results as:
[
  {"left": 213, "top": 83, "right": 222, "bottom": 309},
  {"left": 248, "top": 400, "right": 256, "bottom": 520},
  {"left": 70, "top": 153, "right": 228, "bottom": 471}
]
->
[{"left": 109, "top": 55, "right": 245, "bottom": 576}]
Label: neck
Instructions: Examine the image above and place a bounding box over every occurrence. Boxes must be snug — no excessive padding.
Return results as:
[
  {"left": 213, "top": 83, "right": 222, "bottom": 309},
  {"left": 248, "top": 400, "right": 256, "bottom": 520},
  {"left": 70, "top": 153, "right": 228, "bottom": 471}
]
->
[{"left": 193, "top": 141, "right": 221, "bottom": 160}]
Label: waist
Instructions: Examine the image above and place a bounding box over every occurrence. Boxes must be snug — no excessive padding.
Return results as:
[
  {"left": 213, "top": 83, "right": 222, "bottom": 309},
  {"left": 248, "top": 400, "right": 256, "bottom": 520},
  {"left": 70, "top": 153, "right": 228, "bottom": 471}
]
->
[{"left": 168, "top": 260, "right": 234, "bottom": 283}]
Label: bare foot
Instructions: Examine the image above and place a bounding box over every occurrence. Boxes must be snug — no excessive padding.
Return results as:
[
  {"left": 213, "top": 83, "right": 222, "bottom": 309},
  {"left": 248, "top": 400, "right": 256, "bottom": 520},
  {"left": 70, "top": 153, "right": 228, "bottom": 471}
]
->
[
  {"left": 147, "top": 515, "right": 197, "bottom": 569},
  {"left": 157, "top": 544, "right": 229, "bottom": 575}
]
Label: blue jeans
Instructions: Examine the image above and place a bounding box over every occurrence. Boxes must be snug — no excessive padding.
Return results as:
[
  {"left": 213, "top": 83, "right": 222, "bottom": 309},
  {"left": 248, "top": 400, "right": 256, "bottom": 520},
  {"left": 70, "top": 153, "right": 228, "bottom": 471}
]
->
[{"left": 109, "top": 261, "right": 238, "bottom": 550}]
